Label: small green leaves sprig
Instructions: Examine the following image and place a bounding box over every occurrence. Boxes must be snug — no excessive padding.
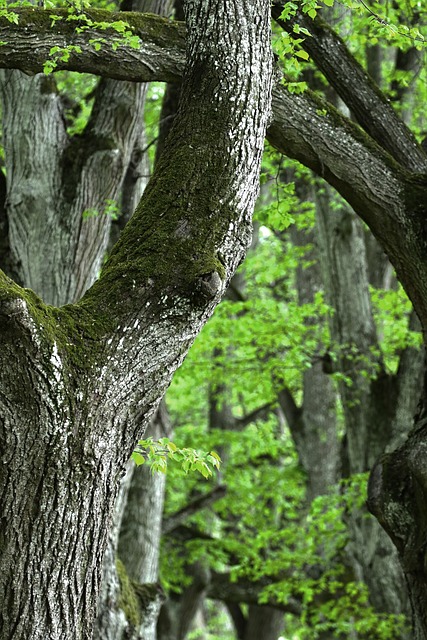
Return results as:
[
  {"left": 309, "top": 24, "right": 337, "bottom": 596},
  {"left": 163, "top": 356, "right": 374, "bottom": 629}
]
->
[
  {"left": 44, "top": 5, "right": 141, "bottom": 74},
  {"left": 132, "top": 436, "right": 221, "bottom": 478},
  {"left": 43, "top": 44, "right": 82, "bottom": 74},
  {"left": 82, "top": 199, "right": 120, "bottom": 221}
]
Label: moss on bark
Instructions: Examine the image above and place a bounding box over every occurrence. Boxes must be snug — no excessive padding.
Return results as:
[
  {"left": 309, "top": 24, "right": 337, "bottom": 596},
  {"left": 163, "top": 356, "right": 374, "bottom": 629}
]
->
[{"left": 116, "top": 559, "right": 141, "bottom": 628}]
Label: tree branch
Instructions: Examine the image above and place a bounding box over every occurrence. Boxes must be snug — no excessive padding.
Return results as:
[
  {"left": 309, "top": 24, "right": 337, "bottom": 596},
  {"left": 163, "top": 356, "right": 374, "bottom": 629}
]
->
[
  {"left": 0, "top": 8, "right": 185, "bottom": 82},
  {"left": 207, "top": 571, "right": 302, "bottom": 615},
  {"left": 2, "top": 9, "right": 427, "bottom": 329},
  {"left": 271, "top": 2, "right": 427, "bottom": 172},
  {"left": 277, "top": 387, "right": 301, "bottom": 432},
  {"left": 226, "top": 603, "right": 246, "bottom": 640},
  {"left": 233, "top": 402, "right": 273, "bottom": 430},
  {"left": 268, "top": 84, "right": 427, "bottom": 327},
  {"left": 162, "top": 485, "right": 226, "bottom": 535}
]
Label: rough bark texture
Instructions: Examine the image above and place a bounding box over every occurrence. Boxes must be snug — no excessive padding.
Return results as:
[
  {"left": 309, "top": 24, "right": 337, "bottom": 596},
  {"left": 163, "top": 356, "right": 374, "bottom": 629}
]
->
[
  {"left": 94, "top": 404, "right": 170, "bottom": 640},
  {"left": 119, "top": 404, "right": 169, "bottom": 584},
  {"left": 367, "top": 415, "right": 427, "bottom": 640},
  {"left": 101, "top": 14, "right": 179, "bottom": 632},
  {"left": 0, "top": 8, "right": 186, "bottom": 82},
  {"left": 3, "top": 7, "right": 427, "bottom": 325},
  {"left": 2, "top": 1, "right": 427, "bottom": 637},
  {"left": 268, "top": 86, "right": 427, "bottom": 327},
  {"left": 271, "top": 2, "right": 427, "bottom": 173},
  {"left": 315, "top": 189, "right": 423, "bottom": 626},
  {"left": 0, "top": 70, "right": 148, "bottom": 305},
  {"left": 0, "top": 2, "right": 273, "bottom": 639},
  {"left": 93, "top": 463, "right": 134, "bottom": 640}
]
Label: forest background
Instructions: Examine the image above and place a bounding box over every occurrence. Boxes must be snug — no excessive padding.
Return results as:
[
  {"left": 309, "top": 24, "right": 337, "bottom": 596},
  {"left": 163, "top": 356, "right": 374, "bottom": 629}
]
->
[{"left": 0, "top": 0, "right": 426, "bottom": 639}]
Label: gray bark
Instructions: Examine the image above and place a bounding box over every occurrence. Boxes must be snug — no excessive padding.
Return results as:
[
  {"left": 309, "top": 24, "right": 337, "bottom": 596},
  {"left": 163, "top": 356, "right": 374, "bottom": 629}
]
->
[
  {"left": 0, "top": 2, "right": 273, "bottom": 639},
  {"left": 244, "top": 606, "right": 284, "bottom": 640},
  {"left": 271, "top": 3, "right": 427, "bottom": 173},
  {"left": 267, "top": 85, "right": 427, "bottom": 330},
  {"left": 3, "top": 8, "right": 427, "bottom": 327},
  {"left": 1, "top": 5, "right": 151, "bottom": 638},
  {"left": 315, "top": 187, "right": 423, "bottom": 624},
  {"left": 119, "top": 403, "right": 169, "bottom": 584},
  {"left": 0, "top": 9, "right": 186, "bottom": 82},
  {"left": 280, "top": 214, "right": 339, "bottom": 499},
  {"left": 3, "top": 2, "right": 427, "bottom": 636},
  {"left": 94, "top": 403, "right": 169, "bottom": 640},
  {"left": 0, "top": 70, "right": 148, "bottom": 305},
  {"left": 93, "top": 463, "right": 134, "bottom": 640}
]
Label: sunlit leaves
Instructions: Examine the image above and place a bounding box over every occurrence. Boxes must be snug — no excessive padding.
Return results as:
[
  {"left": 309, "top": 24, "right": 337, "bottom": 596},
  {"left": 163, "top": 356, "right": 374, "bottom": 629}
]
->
[
  {"left": 370, "top": 285, "right": 422, "bottom": 372},
  {"left": 132, "top": 436, "right": 221, "bottom": 478},
  {"left": 43, "top": 44, "right": 82, "bottom": 74}
]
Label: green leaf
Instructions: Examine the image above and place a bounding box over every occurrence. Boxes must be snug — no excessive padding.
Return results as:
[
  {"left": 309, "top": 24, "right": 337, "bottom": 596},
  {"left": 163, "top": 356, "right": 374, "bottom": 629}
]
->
[
  {"left": 131, "top": 451, "right": 145, "bottom": 466},
  {"left": 295, "top": 49, "right": 310, "bottom": 60}
]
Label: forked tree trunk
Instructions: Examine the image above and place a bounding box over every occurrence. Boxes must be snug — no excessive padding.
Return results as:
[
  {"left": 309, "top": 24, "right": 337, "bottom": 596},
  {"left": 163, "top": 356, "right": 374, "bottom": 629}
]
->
[
  {"left": 0, "top": 70, "right": 148, "bottom": 305},
  {"left": 0, "top": 1, "right": 273, "bottom": 638}
]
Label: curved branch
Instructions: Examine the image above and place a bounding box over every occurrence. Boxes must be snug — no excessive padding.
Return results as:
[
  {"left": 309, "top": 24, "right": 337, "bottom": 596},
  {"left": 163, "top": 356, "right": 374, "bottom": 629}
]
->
[
  {"left": 207, "top": 571, "right": 301, "bottom": 615},
  {"left": 0, "top": 8, "right": 185, "bottom": 81},
  {"left": 267, "top": 84, "right": 427, "bottom": 327},
  {"left": 271, "top": 2, "right": 427, "bottom": 172},
  {"left": 2, "top": 7, "right": 427, "bottom": 330}
]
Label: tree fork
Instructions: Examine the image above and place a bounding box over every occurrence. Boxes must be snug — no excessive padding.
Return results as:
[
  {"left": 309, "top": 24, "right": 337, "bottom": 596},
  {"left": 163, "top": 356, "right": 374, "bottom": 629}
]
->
[{"left": 0, "top": 1, "right": 273, "bottom": 638}]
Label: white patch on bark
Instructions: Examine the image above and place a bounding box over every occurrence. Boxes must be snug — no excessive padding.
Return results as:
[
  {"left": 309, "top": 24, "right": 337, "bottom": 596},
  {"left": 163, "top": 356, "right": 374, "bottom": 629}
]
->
[{"left": 50, "top": 342, "right": 62, "bottom": 384}]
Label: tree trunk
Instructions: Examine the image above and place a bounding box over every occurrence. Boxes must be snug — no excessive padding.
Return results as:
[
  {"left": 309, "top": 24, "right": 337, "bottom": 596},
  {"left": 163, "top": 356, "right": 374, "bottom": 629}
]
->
[
  {"left": 282, "top": 205, "right": 339, "bottom": 499},
  {"left": 93, "top": 463, "right": 135, "bottom": 640},
  {"left": 0, "top": 1, "right": 273, "bottom": 638},
  {"left": 367, "top": 389, "right": 427, "bottom": 640},
  {"left": 0, "top": 70, "right": 147, "bottom": 305},
  {"left": 315, "top": 187, "right": 422, "bottom": 625},
  {"left": 244, "top": 605, "right": 284, "bottom": 640}
]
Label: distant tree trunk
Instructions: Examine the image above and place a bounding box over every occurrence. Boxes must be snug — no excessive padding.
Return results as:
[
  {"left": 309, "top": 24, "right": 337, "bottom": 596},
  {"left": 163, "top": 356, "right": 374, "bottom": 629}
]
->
[
  {"left": 281, "top": 200, "right": 339, "bottom": 500},
  {"left": 0, "top": 69, "right": 147, "bottom": 305},
  {"left": 315, "top": 186, "right": 422, "bottom": 626},
  {"left": 0, "top": 2, "right": 273, "bottom": 639},
  {"left": 243, "top": 606, "right": 284, "bottom": 640}
]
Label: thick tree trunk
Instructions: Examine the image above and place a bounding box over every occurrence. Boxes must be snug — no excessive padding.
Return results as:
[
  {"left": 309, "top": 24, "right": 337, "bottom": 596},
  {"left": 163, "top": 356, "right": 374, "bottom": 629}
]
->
[
  {"left": 93, "top": 463, "right": 135, "bottom": 640},
  {"left": 0, "top": 15, "right": 149, "bottom": 640},
  {"left": 104, "top": 23, "right": 179, "bottom": 632},
  {"left": 0, "top": 1, "right": 272, "bottom": 638}
]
